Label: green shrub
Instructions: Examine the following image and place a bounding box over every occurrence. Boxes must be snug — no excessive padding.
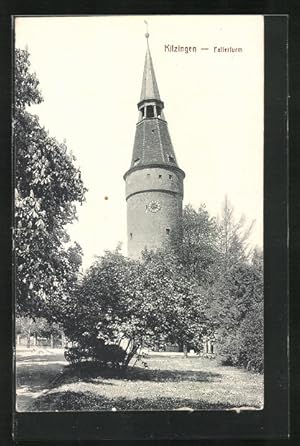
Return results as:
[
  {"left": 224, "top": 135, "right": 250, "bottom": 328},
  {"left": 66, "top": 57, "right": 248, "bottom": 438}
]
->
[{"left": 217, "top": 303, "right": 263, "bottom": 373}]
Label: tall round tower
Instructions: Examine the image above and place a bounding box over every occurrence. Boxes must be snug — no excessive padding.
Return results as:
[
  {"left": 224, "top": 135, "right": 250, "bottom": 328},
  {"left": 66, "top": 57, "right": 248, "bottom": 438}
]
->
[{"left": 124, "top": 33, "right": 185, "bottom": 259}]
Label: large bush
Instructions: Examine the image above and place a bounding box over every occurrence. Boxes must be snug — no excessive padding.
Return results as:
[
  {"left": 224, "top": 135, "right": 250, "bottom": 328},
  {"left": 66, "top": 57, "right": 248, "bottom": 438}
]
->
[
  {"left": 61, "top": 250, "right": 139, "bottom": 369},
  {"left": 64, "top": 339, "right": 126, "bottom": 369},
  {"left": 61, "top": 248, "right": 210, "bottom": 369},
  {"left": 217, "top": 305, "right": 263, "bottom": 373}
]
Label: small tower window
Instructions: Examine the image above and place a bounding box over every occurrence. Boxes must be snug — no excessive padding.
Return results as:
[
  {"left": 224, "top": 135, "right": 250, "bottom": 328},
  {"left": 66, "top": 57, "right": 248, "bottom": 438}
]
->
[
  {"left": 156, "top": 106, "right": 162, "bottom": 118},
  {"left": 146, "top": 105, "right": 154, "bottom": 118},
  {"left": 130, "top": 233, "right": 133, "bottom": 239},
  {"left": 169, "top": 174, "right": 172, "bottom": 179},
  {"left": 158, "top": 174, "right": 162, "bottom": 179},
  {"left": 166, "top": 228, "right": 170, "bottom": 235},
  {"left": 133, "top": 158, "right": 140, "bottom": 166},
  {"left": 168, "top": 155, "right": 175, "bottom": 163}
]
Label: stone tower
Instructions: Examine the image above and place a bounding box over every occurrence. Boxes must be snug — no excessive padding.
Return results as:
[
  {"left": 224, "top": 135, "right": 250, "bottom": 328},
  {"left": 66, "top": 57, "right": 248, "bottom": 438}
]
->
[{"left": 124, "top": 33, "right": 185, "bottom": 259}]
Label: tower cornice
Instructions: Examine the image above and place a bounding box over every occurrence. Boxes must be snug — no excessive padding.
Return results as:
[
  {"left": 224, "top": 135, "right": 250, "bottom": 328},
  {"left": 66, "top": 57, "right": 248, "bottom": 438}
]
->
[
  {"left": 126, "top": 188, "right": 183, "bottom": 202},
  {"left": 123, "top": 163, "right": 185, "bottom": 181},
  {"left": 135, "top": 116, "right": 167, "bottom": 125}
]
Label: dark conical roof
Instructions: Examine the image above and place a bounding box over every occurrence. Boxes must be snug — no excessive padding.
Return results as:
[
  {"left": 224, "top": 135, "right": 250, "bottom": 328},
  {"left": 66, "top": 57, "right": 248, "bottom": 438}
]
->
[
  {"left": 130, "top": 119, "right": 179, "bottom": 169},
  {"left": 140, "top": 40, "right": 161, "bottom": 102}
]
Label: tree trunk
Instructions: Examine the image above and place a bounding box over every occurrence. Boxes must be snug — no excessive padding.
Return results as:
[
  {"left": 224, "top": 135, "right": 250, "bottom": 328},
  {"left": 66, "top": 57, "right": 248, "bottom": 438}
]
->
[
  {"left": 183, "top": 343, "right": 188, "bottom": 358},
  {"left": 124, "top": 344, "right": 139, "bottom": 369},
  {"left": 61, "top": 332, "right": 65, "bottom": 348},
  {"left": 27, "top": 328, "right": 31, "bottom": 348},
  {"left": 17, "top": 334, "right": 20, "bottom": 346},
  {"left": 50, "top": 334, "right": 54, "bottom": 348}
]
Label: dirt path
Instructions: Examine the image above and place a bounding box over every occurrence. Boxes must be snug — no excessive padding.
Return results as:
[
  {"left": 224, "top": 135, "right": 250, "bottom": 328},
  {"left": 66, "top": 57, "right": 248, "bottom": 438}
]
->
[{"left": 15, "top": 347, "right": 67, "bottom": 411}]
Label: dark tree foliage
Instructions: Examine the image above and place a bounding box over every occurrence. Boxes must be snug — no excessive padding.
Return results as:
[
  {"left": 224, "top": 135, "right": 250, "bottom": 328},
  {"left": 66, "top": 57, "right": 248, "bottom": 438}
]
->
[
  {"left": 209, "top": 248, "right": 264, "bottom": 372},
  {"left": 137, "top": 249, "right": 210, "bottom": 351},
  {"left": 61, "top": 249, "right": 139, "bottom": 369},
  {"left": 14, "top": 48, "right": 86, "bottom": 318},
  {"left": 171, "top": 199, "right": 263, "bottom": 372}
]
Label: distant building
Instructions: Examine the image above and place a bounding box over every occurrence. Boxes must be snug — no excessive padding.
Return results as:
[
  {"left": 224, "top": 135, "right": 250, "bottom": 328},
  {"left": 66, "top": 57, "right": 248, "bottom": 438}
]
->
[{"left": 124, "top": 34, "right": 185, "bottom": 259}]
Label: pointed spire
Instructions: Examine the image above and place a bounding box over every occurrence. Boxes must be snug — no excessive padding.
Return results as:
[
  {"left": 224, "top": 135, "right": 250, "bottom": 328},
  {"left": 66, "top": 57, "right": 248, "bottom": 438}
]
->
[
  {"left": 140, "top": 26, "right": 161, "bottom": 102},
  {"left": 124, "top": 25, "right": 185, "bottom": 180}
]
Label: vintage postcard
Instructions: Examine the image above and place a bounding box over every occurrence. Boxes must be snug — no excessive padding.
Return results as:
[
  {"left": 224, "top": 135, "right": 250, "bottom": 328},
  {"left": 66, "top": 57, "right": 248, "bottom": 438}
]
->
[{"left": 14, "top": 15, "right": 265, "bottom": 414}]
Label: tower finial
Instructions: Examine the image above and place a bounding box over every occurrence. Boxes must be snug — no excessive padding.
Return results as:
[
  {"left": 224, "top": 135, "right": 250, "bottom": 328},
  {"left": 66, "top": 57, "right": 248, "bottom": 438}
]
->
[{"left": 144, "top": 20, "right": 149, "bottom": 39}]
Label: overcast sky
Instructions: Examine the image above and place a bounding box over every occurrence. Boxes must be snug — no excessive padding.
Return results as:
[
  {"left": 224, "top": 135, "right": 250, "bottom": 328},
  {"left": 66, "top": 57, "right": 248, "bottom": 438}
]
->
[{"left": 15, "top": 15, "right": 264, "bottom": 269}]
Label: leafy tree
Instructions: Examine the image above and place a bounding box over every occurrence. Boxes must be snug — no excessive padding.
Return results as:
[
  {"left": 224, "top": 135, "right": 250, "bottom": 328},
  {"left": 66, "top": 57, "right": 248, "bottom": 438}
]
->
[
  {"left": 239, "top": 247, "right": 264, "bottom": 371},
  {"left": 136, "top": 249, "right": 211, "bottom": 353},
  {"left": 237, "top": 299, "right": 263, "bottom": 372},
  {"left": 15, "top": 316, "right": 35, "bottom": 347},
  {"left": 61, "top": 249, "right": 138, "bottom": 368},
  {"left": 210, "top": 247, "right": 264, "bottom": 371},
  {"left": 174, "top": 199, "right": 263, "bottom": 371},
  {"left": 171, "top": 204, "right": 220, "bottom": 285},
  {"left": 14, "top": 48, "right": 86, "bottom": 318},
  {"left": 217, "top": 195, "right": 254, "bottom": 273},
  {"left": 15, "top": 316, "right": 63, "bottom": 348},
  {"left": 61, "top": 248, "right": 211, "bottom": 368}
]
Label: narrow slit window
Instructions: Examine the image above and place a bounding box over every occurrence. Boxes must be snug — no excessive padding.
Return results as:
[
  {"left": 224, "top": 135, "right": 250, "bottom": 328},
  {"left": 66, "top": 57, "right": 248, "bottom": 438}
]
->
[
  {"left": 130, "top": 233, "right": 133, "bottom": 239},
  {"left": 159, "top": 174, "right": 162, "bottom": 179},
  {"left": 169, "top": 174, "right": 172, "bottom": 179},
  {"left": 166, "top": 228, "right": 170, "bottom": 235},
  {"left": 156, "top": 106, "right": 162, "bottom": 118}
]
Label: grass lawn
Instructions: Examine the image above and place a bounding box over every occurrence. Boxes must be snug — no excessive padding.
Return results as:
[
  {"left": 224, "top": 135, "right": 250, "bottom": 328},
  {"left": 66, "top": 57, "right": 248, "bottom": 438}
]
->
[{"left": 17, "top": 349, "right": 263, "bottom": 412}]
